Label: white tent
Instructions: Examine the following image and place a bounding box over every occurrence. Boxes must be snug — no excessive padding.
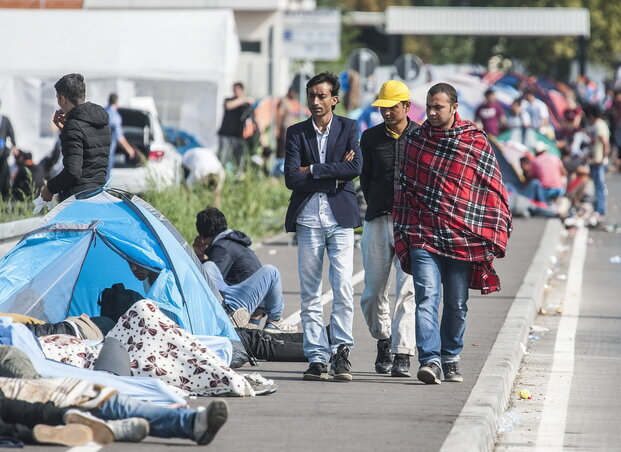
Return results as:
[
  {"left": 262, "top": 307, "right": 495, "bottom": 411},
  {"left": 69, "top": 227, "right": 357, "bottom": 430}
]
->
[{"left": 0, "top": 9, "right": 240, "bottom": 161}]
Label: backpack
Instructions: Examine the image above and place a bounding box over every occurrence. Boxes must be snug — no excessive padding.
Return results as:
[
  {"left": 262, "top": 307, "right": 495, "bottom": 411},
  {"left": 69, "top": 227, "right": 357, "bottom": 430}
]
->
[{"left": 97, "top": 283, "right": 144, "bottom": 322}]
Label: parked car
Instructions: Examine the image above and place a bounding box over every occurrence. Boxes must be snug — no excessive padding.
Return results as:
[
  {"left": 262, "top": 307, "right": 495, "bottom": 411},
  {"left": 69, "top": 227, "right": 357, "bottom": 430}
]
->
[{"left": 108, "top": 107, "right": 182, "bottom": 194}]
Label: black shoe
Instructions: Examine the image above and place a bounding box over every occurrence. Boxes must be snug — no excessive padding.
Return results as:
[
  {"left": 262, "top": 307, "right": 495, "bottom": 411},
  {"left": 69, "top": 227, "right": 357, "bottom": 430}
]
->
[
  {"left": 303, "top": 362, "right": 328, "bottom": 381},
  {"left": 331, "top": 344, "right": 352, "bottom": 382},
  {"left": 442, "top": 361, "right": 463, "bottom": 382},
  {"left": 391, "top": 354, "right": 411, "bottom": 377},
  {"left": 417, "top": 362, "right": 442, "bottom": 384},
  {"left": 375, "top": 338, "right": 392, "bottom": 374}
]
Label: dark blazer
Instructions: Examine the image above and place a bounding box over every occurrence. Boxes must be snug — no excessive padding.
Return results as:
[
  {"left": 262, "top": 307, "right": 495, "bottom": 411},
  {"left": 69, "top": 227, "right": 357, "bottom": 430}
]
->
[{"left": 284, "top": 114, "right": 362, "bottom": 232}]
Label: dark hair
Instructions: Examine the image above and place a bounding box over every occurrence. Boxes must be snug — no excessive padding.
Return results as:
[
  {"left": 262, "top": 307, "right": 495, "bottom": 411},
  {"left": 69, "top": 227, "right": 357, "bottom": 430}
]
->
[
  {"left": 233, "top": 82, "right": 244, "bottom": 90},
  {"left": 54, "top": 73, "right": 86, "bottom": 105},
  {"left": 428, "top": 83, "right": 458, "bottom": 104},
  {"left": 108, "top": 93, "right": 118, "bottom": 105},
  {"left": 196, "top": 207, "right": 228, "bottom": 238},
  {"left": 485, "top": 88, "right": 495, "bottom": 97},
  {"left": 306, "top": 72, "right": 340, "bottom": 111},
  {"left": 583, "top": 103, "right": 603, "bottom": 119}
]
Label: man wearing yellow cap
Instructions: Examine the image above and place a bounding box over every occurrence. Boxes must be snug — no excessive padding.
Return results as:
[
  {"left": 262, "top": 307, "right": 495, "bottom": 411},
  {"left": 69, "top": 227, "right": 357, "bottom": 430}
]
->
[{"left": 359, "top": 80, "right": 418, "bottom": 377}]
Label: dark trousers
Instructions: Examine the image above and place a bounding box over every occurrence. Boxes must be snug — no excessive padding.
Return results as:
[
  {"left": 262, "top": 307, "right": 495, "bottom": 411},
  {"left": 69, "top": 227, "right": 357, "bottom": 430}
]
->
[
  {"left": 239, "top": 329, "right": 307, "bottom": 362},
  {"left": 0, "top": 398, "right": 67, "bottom": 444}
]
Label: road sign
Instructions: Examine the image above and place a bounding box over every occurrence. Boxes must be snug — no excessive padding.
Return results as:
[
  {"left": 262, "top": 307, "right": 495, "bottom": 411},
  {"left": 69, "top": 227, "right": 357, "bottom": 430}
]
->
[
  {"left": 394, "top": 53, "right": 423, "bottom": 82},
  {"left": 347, "top": 48, "right": 379, "bottom": 78},
  {"left": 282, "top": 9, "right": 341, "bottom": 61}
]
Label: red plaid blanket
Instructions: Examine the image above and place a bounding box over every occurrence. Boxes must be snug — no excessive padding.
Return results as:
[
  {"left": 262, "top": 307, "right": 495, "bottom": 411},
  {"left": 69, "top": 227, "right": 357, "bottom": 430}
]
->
[{"left": 393, "top": 113, "right": 512, "bottom": 294}]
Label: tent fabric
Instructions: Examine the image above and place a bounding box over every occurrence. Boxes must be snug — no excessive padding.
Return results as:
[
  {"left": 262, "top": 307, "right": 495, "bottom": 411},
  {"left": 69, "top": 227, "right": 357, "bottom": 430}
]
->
[
  {"left": 0, "top": 190, "right": 239, "bottom": 342},
  {"left": 0, "top": 317, "right": 186, "bottom": 405}
]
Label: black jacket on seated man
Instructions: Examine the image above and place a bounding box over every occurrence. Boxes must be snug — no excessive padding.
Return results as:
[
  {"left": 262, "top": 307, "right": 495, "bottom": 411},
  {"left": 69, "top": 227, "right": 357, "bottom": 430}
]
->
[{"left": 206, "top": 230, "right": 261, "bottom": 286}]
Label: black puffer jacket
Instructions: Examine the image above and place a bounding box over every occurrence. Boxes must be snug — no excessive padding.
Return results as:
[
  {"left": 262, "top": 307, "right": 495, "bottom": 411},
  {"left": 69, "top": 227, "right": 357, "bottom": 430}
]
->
[
  {"left": 47, "top": 102, "right": 111, "bottom": 201},
  {"left": 206, "top": 230, "right": 261, "bottom": 285}
]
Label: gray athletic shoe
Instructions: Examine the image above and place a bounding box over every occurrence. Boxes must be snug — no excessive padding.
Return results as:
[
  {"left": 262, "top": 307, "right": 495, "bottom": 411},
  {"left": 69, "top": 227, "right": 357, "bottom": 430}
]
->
[
  {"left": 108, "top": 417, "right": 150, "bottom": 442},
  {"left": 442, "top": 361, "right": 463, "bottom": 382},
  {"left": 417, "top": 362, "right": 442, "bottom": 385},
  {"left": 193, "top": 400, "right": 229, "bottom": 445}
]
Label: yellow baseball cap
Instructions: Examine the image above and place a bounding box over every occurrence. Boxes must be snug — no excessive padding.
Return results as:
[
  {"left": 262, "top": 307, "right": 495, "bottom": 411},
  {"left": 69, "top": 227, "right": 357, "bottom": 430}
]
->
[{"left": 371, "top": 80, "right": 411, "bottom": 107}]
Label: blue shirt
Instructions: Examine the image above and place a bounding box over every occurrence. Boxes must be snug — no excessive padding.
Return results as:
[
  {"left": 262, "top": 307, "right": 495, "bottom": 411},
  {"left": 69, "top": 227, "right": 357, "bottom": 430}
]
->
[{"left": 105, "top": 106, "right": 124, "bottom": 156}]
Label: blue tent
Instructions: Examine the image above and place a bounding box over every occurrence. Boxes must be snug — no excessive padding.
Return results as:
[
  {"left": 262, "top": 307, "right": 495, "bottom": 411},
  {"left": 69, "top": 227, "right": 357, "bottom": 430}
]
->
[{"left": 0, "top": 189, "right": 239, "bottom": 341}]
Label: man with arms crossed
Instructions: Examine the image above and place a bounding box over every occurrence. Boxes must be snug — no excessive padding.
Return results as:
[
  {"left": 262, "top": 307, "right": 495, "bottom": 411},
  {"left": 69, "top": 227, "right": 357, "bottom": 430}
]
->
[
  {"left": 360, "top": 80, "right": 417, "bottom": 377},
  {"left": 393, "top": 83, "right": 511, "bottom": 384},
  {"left": 284, "top": 72, "right": 362, "bottom": 382}
]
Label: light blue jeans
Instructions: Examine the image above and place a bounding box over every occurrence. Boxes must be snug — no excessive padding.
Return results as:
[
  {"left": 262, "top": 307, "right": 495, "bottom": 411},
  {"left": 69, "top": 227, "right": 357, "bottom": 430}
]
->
[
  {"left": 93, "top": 393, "right": 195, "bottom": 439},
  {"left": 589, "top": 163, "right": 607, "bottom": 216},
  {"left": 297, "top": 224, "right": 355, "bottom": 364},
  {"left": 409, "top": 248, "right": 471, "bottom": 367},
  {"left": 203, "top": 262, "right": 284, "bottom": 321}
]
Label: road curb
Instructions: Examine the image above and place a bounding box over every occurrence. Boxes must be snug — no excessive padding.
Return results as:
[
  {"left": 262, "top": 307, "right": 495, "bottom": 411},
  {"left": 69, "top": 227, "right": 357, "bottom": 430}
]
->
[
  {"left": 0, "top": 217, "right": 41, "bottom": 244},
  {"left": 440, "top": 218, "right": 564, "bottom": 452}
]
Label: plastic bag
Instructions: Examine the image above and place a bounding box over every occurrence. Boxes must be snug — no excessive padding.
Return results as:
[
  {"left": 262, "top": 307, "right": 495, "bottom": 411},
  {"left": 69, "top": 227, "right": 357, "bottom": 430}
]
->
[{"left": 32, "top": 195, "right": 54, "bottom": 214}]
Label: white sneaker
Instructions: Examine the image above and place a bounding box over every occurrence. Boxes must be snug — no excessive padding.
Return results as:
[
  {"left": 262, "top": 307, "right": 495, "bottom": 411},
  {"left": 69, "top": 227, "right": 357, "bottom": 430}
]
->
[{"left": 263, "top": 318, "right": 298, "bottom": 334}]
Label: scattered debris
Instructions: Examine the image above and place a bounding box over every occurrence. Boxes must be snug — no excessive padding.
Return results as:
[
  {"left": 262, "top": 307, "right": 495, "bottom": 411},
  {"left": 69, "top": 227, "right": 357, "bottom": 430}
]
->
[
  {"left": 528, "top": 335, "right": 541, "bottom": 341},
  {"left": 610, "top": 255, "right": 621, "bottom": 264},
  {"left": 268, "top": 249, "right": 277, "bottom": 255},
  {"left": 497, "top": 409, "right": 520, "bottom": 433},
  {"left": 530, "top": 325, "right": 549, "bottom": 334},
  {"left": 517, "top": 389, "right": 532, "bottom": 399}
]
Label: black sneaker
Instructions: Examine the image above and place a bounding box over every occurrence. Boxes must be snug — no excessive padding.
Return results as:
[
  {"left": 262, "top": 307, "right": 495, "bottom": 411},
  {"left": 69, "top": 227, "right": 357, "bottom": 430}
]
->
[
  {"left": 391, "top": 354, "right": 411, "bottom": 377},
  {"left": 375, "top": 338, "right": 392, "bottom": 374},
  {"left": 303, "top": 362, "right": 329, "bottom": 381},
  {"left": 417, "top": 362, "right": 442, "bottom": 384},
  {"left": 442, "top": 361, "right": 463, "bottom": 382},
  {"left": 331, "top": 344, "right": 352, "bottom": 382}
]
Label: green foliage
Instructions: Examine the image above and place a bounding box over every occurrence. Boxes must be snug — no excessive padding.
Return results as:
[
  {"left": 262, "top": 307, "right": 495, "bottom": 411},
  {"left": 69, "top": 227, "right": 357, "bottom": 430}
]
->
[
  {"left": 141, "top": 172, "right": 290, "bottom": 245},
  {"left": 0, "top": 168, "right": 42, "bottom": 222}
]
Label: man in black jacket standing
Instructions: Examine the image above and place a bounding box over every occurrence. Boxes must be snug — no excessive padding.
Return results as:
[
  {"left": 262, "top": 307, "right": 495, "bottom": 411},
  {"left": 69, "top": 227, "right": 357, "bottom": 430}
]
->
[
  {"left": 41, "top": 73, "right": 110, "bottom": 202},
  {"left": 360, "top": 80, "right": 417, "bottom": 377}
]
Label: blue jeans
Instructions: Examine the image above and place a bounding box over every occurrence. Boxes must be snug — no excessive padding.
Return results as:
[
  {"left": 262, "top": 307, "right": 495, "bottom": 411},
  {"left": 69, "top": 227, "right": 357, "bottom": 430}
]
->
[
  {"left": 589, "top": 163, "right": 607, "bottom": 216},
  {"left": 297, "top": 224, "right": 354, "bottom": 364},
  {"left": 409, "top": 248, "right": 471, "bottom": 367},
  {"left": 542, "top": 187, "right": 565, "bottom": 203},
  {"left": 203, "top": 262, "right": 284, "bottom": 321},
  {"left": 93, "top": 393, "right": 195, "bottom": 439}
]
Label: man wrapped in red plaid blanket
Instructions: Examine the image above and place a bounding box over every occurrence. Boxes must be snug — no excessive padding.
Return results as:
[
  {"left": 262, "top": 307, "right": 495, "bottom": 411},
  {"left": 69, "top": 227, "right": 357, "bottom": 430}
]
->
[{"left": 393, "top": 83, "right": 511, "bottom": 385}]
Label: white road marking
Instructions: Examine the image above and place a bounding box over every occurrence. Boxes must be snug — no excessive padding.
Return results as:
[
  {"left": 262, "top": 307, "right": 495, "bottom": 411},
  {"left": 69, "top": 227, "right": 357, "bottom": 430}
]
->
[
  {"left": 284, "top": 269, "right": 366, "bottom": 325},
  {"left": 535, "top": 226, "right": 588, "bottom": 450},
  {"left": 66, "top": 442, "right": 102, "bottom": 452}
]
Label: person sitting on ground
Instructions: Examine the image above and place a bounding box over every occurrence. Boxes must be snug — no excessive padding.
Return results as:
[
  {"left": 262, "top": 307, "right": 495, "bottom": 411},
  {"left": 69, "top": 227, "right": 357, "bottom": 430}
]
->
[
  {"left": 530, "top": 141, "right": 568, "bottom": 203},
  {"left": 0, "top": 345, "right": 229, "bottom": 446},
  {"left": 193, "top": 206, "right": 261, "bottom": 284},
  {"left": 194, "top": 206, "right": 269, "bottom": 327},
  {"left": 203, "top": 261, "right": 298, "bottom": 334}
]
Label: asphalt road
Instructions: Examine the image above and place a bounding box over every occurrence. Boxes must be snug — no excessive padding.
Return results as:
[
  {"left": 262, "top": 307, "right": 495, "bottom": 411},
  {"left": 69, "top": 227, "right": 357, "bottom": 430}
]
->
[
  {"left": 11, "top": 213, "right": 549, "bottom": 452},
  {"left": 497, "top": 170, "right": 621, "bottom": 451}
]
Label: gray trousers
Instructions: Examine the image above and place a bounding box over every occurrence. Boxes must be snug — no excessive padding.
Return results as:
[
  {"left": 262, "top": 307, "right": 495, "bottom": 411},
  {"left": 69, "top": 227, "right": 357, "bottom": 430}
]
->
[{"left": 359, "top": 215, "right": 416, "bottom": 355}]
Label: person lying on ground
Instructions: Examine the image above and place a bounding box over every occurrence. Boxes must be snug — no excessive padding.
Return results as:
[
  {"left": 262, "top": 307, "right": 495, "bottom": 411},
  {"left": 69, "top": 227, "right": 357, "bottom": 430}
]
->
[{"left": 0, "top": 345, "right": 229, "bottom": 446}]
